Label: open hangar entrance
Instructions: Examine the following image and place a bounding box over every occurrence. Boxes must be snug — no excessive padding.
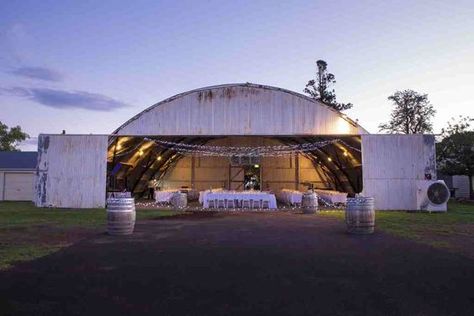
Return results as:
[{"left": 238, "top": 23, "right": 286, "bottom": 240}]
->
[
  {"left": 107, "top": 135, "right": 362, "bottom": 195},
  {"left": 106, "top": 135, "right": 363, "bottom": 198},
  {"left": 35, "top": 83, "right": 436, "bottom": 210}
]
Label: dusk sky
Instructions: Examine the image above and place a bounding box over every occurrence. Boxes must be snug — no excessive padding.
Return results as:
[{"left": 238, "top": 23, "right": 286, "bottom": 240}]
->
[{"left": 1, "top": 0, "right": 473, "bottom": 150}]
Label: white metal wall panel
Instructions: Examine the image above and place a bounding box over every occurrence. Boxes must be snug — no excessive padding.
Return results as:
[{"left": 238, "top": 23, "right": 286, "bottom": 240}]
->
[
  {"left": 36, "top": 135, "right": 108, "bottom": 208},
  {"left": 3, "top": 172, "right": 35, "bottom": 201},
  {"left": 361, "top": 135, "right": 436, "bottom": 210},
  {"left": 0, "top": 171, "right": 3, "bottom": 201},
  {"left": 452, "top": 175, "right": 470, "bottom": 199}
]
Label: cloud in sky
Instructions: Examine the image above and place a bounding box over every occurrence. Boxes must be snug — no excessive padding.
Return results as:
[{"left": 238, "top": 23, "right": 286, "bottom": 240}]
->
[
  {"left": 0, "top": 23, "right": 31, "bottom": 63},
  {"left": 8, "top": 66, "right": 63, "bottom": 82},
  {"left": 0, "top": 87, "right": 128, "bottom": 111}
]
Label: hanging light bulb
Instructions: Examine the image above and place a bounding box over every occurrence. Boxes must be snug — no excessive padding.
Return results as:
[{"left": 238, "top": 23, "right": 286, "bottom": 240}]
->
[
  {"left": 327, "top": 157, "right": 332, "bottom": 162},
  {"left": 157, "top": 155, "right": 162, "bottom": 161},
  {"left": 254, "top": 164, "right": 260, "bottom": 168}
]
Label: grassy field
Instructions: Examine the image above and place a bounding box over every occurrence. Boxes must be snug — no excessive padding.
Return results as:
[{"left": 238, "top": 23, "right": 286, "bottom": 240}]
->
[
  {"left": 321, "top": 200, "right": 474, "bottom": 257},
  {"left": 0, "top": 202, "right": 178, "bottom": 270},
  {"left": 1, "top": 201, "right": 473, "bottom": 269}
]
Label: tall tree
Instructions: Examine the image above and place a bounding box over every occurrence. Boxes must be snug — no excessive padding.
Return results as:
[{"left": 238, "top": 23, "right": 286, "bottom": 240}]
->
[
  {"left": 0, "top": 121, "right": 29, "bottom": 151},
  {"left": 379, "top": 90, "right": 436, "bottom": 134},
  {"left": 436, "top": 116, "right": 474, "bottom": 198},
  {"left": 304, "top": 60, "right": 353, "bottom": 111}
]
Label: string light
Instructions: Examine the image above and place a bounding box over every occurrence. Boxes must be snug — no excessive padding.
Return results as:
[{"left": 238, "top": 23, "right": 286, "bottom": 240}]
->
[
  {"left": 111, "top": 138, "right": 361, "bottom": 159},
  {"left": 143, "top": 138, "right": 361, "bottom": 157}
]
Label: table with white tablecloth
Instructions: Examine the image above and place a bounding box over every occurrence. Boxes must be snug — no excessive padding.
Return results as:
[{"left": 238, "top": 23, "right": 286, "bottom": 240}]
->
[
  {"left": 201, "top": 190, "right": 277, "bottom": 209},
  {"left": 154, "top": 190, "right": 179, "bottom": 203},
  {"left": 275, "top": 189, "right": 303, "bottom": 205},
  {"left": 199, "top": 188, "right": 224, "bottom": 204},
  {"left": 314, "top": 189, "right": 347, "bottom": 204}
]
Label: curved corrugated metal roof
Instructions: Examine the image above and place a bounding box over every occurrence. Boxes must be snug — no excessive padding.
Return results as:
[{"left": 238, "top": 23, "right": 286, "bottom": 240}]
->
[{"left": 112, "top": 83, "right": 367, "bottom": 135}]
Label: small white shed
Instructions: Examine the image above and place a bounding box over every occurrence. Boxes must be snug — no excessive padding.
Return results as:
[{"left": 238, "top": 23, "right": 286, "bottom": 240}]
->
[{"left": 0, "top": 152, "right": 37, "bottom": 201}]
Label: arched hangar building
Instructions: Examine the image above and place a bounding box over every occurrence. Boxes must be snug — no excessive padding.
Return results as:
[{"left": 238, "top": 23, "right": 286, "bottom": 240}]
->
[{"left": 35, "top": 83, "right": 436, "bottom": 210}]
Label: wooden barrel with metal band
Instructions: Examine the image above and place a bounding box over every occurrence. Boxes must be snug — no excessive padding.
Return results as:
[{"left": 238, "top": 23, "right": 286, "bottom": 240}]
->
[
  {"left": 302, "top": 191, "right": 318, "bottom": 214},
  {"left": 345, "top": 197, "right": 375, "bottom": 234},
  {"left": 107, "top": 198, "right": 136, "bottom": 235}
]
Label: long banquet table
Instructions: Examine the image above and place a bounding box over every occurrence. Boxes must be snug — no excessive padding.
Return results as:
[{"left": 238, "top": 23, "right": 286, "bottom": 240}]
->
[
  {"left": 154, "top": 189, "right": 179, "bottom": 203},
  {"left": 201, "top": 190, "right": 277, "bottom": 209},
  {"left": 275, "top": 189, "right": 303, "bottom": 205},
  {"left": 314, "top": 189, "right": 348, "bottom": 204},
  {"left": 199, "top": 188, "right": 224, "bottom": 204}
]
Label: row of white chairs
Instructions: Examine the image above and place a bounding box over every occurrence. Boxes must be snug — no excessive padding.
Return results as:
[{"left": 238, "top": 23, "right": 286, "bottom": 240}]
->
[{"left": 207, "top": 198, "right": 270, "bottom": 209}]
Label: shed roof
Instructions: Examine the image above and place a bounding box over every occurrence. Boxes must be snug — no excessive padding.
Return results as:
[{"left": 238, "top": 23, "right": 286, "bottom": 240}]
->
[{"left": 0, "top": 151, "right": 37, "bottom": 169}]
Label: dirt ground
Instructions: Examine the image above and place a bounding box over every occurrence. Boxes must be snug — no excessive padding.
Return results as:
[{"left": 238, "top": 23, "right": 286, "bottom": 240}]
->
[{"left": 1, "top": 212, "right": 473, "bottom": 316}]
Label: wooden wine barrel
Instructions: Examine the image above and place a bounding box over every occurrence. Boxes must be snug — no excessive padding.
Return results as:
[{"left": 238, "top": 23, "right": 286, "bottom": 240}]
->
[
  {"left": 345, "top": 197, "right": 375, "bottom": 234},
  {"left": 107, "top": 198, "right": 136, "bottom": 235},
  {"left": 302, "top": 192, "right": 318, "bottom": 214},
  {"left": 171, "top": 192, "right": 188, "bottom": 209}
]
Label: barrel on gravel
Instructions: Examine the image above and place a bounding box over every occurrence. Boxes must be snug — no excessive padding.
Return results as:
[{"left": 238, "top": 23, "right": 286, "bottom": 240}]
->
[
  {"left": 302, "top": 191, "right": 318, "bottom": 214},
  {"left": 171, "top": 192, "right": 188, "bottom": 209},
  {"left": 107, "top": 198, "right": 136, "bottom": 235},
  {"left": 345, "top": 197, "right": 375, "bottom": 234}
]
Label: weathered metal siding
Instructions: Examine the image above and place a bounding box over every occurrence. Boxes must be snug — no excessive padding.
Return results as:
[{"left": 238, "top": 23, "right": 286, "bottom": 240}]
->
[
  {"left": 114, "top": 84, "right": 367, "bottom": 136},
  {"left": 452, "top": 175, "right": 470, "bottom": 199},
  {"left": 36, "top": 135, "right": 108, "bottom": 208},
  {"left": 361, "top": 135, "right": 436, "bottom": 210},
  {"left": 0, "top": 171, "right": 3, "bottom": 200},
  {"left": 1, "top": 171, "right": 35, "bottom": 201}
]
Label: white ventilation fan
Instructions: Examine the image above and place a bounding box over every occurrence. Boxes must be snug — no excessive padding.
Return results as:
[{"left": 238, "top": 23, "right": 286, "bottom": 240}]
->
[{"left": 416, "top": 180, "right": 450, "bottom": 212}]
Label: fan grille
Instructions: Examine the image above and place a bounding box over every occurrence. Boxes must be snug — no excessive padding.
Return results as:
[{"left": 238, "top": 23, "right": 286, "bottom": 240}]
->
[{"left": 427, "top": 182, "right": 450, "bottom": 205}]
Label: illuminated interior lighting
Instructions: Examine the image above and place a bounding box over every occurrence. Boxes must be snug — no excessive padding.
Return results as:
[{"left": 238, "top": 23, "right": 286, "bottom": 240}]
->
[
  {"left": 138, "top": 150, "right": 144, "bottom": 156},
  {"left": 254, "top": 164, "right": 260, "bottom": 168},
  {"left": 343, "top": 151, "right": 348, "bottom": 157},
  {"left": 116, "top": 144, "right": 122, "bottom": 150},
  {"left": 327, "top": 157, "right": 332, "bottom": 162},
  {"left": 157, "top": 156, "right": 162, "bottom": 161}
]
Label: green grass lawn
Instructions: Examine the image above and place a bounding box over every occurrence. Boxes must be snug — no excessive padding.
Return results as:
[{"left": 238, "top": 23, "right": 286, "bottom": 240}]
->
[
  {"left": 0, "top": 202, "right": 179, "bottom": 270},
  {"left": 321, "top": 200, "right": 474, "bottom": 255}
]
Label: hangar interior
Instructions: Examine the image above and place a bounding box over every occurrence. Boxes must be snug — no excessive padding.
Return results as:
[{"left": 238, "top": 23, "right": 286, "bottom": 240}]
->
[{"left": 106, "top": 135, "right": 362, "bottom": 197}]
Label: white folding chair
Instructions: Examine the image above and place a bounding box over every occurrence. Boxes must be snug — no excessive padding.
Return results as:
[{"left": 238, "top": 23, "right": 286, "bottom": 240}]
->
[
  {"left": 216, "top": 199, "right": 225, "bottom": 209},
  {"left": 253, "top": 199, "right": 263, "bottom": 209},
  {"left": 249, "top": 199, "right": 256, "bottom": 210},
  {"left": 226, "top": 199, "right": 236, "bottom": 209}
]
